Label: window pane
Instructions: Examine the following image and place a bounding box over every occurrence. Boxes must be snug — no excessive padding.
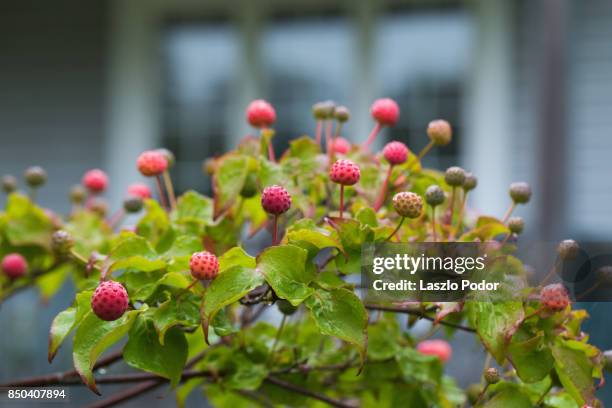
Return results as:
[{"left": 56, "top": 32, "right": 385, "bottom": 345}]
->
[
  {"left": 261, "top": 16, "right": 354, "bottom": 153},
  {"left": 375, "top": 11, "right": 474, "bottom": 169},
  {"left": 162, "top": 24, "right": 239, "bottom": 194}
]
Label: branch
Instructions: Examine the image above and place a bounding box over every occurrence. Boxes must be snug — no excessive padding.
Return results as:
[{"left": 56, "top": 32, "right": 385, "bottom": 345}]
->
[
  {"left": 1, "top": 350, "right": 124, "bottom": 387},
  {"left": 365, "top": 304, "right": 476, "bottom": 333},
  {"left": 265, "top": 376, "right": 355, "bottom": 408}
]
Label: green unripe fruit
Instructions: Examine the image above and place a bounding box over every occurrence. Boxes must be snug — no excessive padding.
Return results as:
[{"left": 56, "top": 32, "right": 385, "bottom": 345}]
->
[
  {"left": 444, "top": 166, "right": 465, "bottom": 187},
  {"left": 277, "top": 299, "right": 298, "bottom": 315},
  {"left": 240, "top": 172, "right": 258, "bottom": 198},
  {"left": 69, "top": 185, "right": 87, "bottom": 204},
  {"left": 123, "top": 196, "right": 144, "bottom": 213},
  {"left": 427, "top": 119, "right": 452, "bottom": 146},
  {"left": 51, "top": 230, "right": 74, "bottom": 256},
  {"left": 557, "top": 239, "right": 579, "bottom": 261},
  {"left": 334, "top": 106, "right": 350, "bottom": 123},
  {"left": 507, "top": 217, "right": 524, "bottom": 235},
  {"left": 484, "top": 367, "right": 500, "bottom": 384},
  {"left": 509, "top": 182, "right": 532, "bottom": 204},
  {"left": 392, "top": 192, "right": 423, "bottom": 219},
  {"left": 312, "top": 100, "right": 335, "bottom": 120},
  {"left": 2, "top": 175, "right": 17, "bottom": 193},
  {"left": 24, "top": 166, "right": 47, "bottom": 188},
  {"left": 463, "top": 172, "right": 478, "bottom": 191},
  {"left": 425, "top": 185, "right": 445, "bottom": 207}
]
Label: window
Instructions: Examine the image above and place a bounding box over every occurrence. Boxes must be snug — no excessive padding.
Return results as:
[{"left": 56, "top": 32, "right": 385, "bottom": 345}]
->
[{"left": 162, "top": 23, "right": 239, "bottom": 194}]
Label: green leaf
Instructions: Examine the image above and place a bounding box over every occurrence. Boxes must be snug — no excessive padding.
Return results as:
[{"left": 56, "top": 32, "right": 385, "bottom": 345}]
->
[
  {"left": 66, "top": 210, "right": 112, "bottom": 260},
  {"left": 107, "top": 232, "right": 165, "bottom": 273},
  {"left": 73, "top": 310, "right": 139, "bottom": 394},
  {"left": 36, "top": 264, "right": 70, "bottom": 301},
  {"left": 213, "top": 155, "right": 249, "bottom": 217},
  {"left": 508, "top": 331, "right": 554, "bottom": 383},
  {"left": 124, "top": 316, "right": 188, "bottom": 387},
  {"left": 4, "top": 193, "right": 54, "bottom": 247},
  {"left": 224, "top": 353, "right": 268, "bottom": 390},
  {"left": 257, "top": 245, "right": 313, "bottom": 306},
  {"left": 395, "top": 347, "right": 443, "bottom": 385},
  {"left": 461, "top": 216, "right": 509, "bottom": 241},
  {"left": 152, "top": 297, "right": 201, "bottom": 345},
  {"left": 137, "top": 199, "right": 171, "bottom": 248},
  {"left": 484, "top": 384, "right": 532, "bottom": 408},
  {"left": 48, "top": 291, "right": 92, "bottom": 362},
  {"left": 286, "top": 229, "right": 343, "bottom": 253},
  {"left": 551, "top": 339, "right": 596, "bottom": 405},
  {"left": 368, "top": 315, "right": 401, "bottom": 360},
  {"left": 467, "top": 300, "right": 524, "bottom": 363},
  {"left": 172, "top": 190, "right": 213, "bottom": 232},
  {"left": 201, "top": 266, "right": 265, "bottom": 343},
  {"left": 305, "top": 288, "right": 368, "bottom": 367},
  {"left": 219, "top": 246, "right": 256, "bottom": 273},
  {"left": 163, "top": 235, "right": 202, "bottom": 273}
]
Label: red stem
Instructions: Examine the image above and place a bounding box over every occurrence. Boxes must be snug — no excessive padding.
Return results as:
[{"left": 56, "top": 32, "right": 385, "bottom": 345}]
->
[
  {"left": 339, "top": 185, "right": 345, "bottom": 219},
  {"left": 155, "top": 175, "right": 169, "bottom": 211},
  {"left": 315, "top": 120, "right": 322, "bottom": 145},
  {"left": 363, "top": 122, "right": 382, "bottom": 149},
  {"left": 374, "top": 165, "right": 393, "bottom": 211},
  {"left": 273, "top": 215, "right": 279, "bottom": 245}
]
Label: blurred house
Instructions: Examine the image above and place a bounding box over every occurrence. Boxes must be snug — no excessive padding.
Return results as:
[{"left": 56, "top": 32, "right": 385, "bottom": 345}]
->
[
  {"left": 2, "top": 0, "right": 610, "bottom": 243},
  {"left": 1, "top": 0, "right": 612, "bottom": 403}
]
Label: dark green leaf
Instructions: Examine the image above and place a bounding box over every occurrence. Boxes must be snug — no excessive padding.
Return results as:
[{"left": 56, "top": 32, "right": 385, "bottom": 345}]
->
[
  {"left": 257, "top": 245, "right": 312, "bottom": 306},
  {"left": 124, "top": 316, "right": 188, "bottom": 387}
]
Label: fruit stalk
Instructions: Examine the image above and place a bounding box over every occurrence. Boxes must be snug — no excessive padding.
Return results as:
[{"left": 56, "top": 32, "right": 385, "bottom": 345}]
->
[{"left": 162, "top": 170, "right": 176, "bottom": 210}]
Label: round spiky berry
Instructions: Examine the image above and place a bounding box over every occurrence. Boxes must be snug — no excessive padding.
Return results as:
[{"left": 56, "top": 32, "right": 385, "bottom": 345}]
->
[
  {"left": 509, "top": 182, "right": 532, "bottom": 204},
  {"left": 312, "top": 100, "right": 336, "bottom": 120},
  {"left": 508, "top": 216, "right": 524, "bottom": 235},
  {"left": 2, "top": 175, "right": 17, "bottom": 193},
  {"left": 393, "top": 192, "right": 423, "bottom": 219},
  {"left": 189, "top": 251, "right": 219, "bottom": 280},
  {"left": 333, "top": 137, "right": 351, "bottom": 154},
  {"left": 137, "top": 150, "right": 168, "bottom": 177},
  {"left": 24, "top": 166, "right": 47, "bottom": 188},
  {"left": 261, "top": 185, "right": 292, "bottom": 215},
  {"left": 371, "top": 98, "right": 399, "bottom": 126},
  {"left": 330, "top": 159, "right": 360, "bottom": 186},
  {"left": 383, "top": 141, "right": 409, "bottom": 165},
  {"left": 247, "top": 99, "right": 276, "bottom": 128},
  {"left": 334, "top": 106, "right": 350, "bottom": 123},
  {"left": 557, "top": 239, "right": 579, "bottom": 261},
  {"left": 1, "top": 253, "right": 27, "bottom": 279},
  {"left": 123, "top": 196, "right": 143, "bottom": 213},
  {"left": 51, "top": 230, "right": 74, "bottom": 257},
  {"left": 416, "top": 339, "right": 452, "bottom": 363},
  {"left": 91, "top": 280, "right": 129, "bottom": 321},
  {"left": 82, "top": 169, "right": 108, "bottom": 193},
  {"left": 425, "top": 185, "right": 445, "bottom": 207},
  {"left": 156, "top": 148, "right": 175, "bottom": 167},
  {"left": 427, "top": 119, "right": 452, "bottom": 146},
  {"left": 277, "top": 299, "right": 298, "bottom": 315},
  {"left": 127, "top": 183, "right": 151, "bottom": 199},
  {"left": 484, "top": 367, "right": 500, "bottom": 385},
  {"left": 541, "top": 283, "right": 569, "bottom": 311},
  {"left": 70, "top": 185, "right": 87, "bottom": 204},
  {"left": 444, "top": 166, "right": 466, "bottom": 187},
  {"left": 463, "top": 172, "right": 478, "bottom": 192}
]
